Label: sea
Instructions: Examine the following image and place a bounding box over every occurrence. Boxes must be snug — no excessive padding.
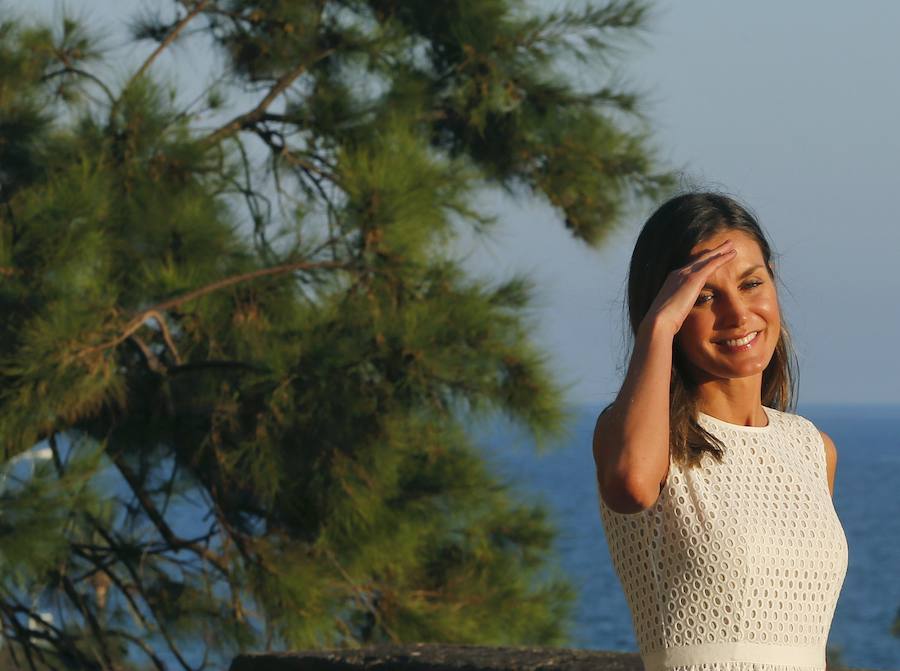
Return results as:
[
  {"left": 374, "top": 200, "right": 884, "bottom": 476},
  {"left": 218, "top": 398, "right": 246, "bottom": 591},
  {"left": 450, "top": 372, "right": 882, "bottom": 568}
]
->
[{"left": 471, "top": 403, "right": 900, "bottom": 671}]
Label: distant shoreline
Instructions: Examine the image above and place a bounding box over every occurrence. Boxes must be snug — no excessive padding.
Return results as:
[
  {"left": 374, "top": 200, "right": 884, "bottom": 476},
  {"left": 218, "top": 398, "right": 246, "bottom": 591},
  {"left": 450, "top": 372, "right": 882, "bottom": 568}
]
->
[{"left": 565, "top": 401, "right": 900, "bottom": 416}]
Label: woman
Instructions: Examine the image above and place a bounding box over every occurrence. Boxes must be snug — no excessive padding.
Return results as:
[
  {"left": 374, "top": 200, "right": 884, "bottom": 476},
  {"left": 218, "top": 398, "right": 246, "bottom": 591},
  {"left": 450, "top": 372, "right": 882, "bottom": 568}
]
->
[{"left": 592, "top": 192, "right": 848, "bottom": 671}]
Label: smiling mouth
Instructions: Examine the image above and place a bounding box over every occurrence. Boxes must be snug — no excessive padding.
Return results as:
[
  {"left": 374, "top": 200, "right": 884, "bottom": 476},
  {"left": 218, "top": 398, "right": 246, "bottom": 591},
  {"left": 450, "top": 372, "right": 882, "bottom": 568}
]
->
[{"left": 714, "top": 330, "right": 762, "bottom": 350}]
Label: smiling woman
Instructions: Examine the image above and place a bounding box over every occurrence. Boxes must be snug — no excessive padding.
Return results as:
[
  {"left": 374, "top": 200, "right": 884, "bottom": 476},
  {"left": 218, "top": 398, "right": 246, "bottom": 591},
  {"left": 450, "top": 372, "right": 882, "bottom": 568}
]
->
[
  {"left": 590, "top": 191, "right": 848, "bottom": 671},
  {"left": 675, "top": 228, "right": 781, "bottom": 391}
]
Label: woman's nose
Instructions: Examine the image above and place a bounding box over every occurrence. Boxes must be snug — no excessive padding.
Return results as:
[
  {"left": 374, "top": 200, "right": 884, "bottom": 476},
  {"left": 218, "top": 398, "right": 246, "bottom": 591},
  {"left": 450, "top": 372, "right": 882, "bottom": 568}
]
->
[{"left": 716, "top": 292, "right": 750, "bottom": 327}]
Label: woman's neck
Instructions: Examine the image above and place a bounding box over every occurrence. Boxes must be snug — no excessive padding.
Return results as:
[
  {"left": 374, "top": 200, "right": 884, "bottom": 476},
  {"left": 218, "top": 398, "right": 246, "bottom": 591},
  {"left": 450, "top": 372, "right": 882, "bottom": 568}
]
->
[{"left": 694, "top": 379, "right": 766, "bottom": 427}]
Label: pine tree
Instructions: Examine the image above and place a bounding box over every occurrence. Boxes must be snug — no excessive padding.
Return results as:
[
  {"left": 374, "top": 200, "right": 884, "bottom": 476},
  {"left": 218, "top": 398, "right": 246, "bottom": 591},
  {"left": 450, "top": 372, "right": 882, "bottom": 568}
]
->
[{"left": 0, "top": 1, "right": 670, "bottom": 668}]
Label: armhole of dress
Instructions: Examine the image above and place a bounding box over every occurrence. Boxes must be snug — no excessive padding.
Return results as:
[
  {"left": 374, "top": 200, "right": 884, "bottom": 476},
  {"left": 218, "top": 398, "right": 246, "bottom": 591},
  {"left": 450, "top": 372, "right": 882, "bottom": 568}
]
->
[
  {"left": 804, "top": 417, "right": 829, "bottom": 489},
  {"left": 659, "top": 456, "right": 671, "bottom": 493},
  {"left": 644, "top": 446, "right": 673, "bottom": 512}
]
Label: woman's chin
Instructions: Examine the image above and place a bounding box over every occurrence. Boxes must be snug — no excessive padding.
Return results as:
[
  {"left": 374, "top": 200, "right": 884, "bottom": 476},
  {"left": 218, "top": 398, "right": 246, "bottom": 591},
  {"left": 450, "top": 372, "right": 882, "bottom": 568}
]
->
[{"left": 687, "top": 352, "right": 772, "bottom": 382}]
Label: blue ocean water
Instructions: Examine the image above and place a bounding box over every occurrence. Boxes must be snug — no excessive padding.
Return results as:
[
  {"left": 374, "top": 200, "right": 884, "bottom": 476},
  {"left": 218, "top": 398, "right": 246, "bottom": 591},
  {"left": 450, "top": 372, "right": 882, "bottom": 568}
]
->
[{"left": 471, "top": 403, "right": 900, "bottom": 671}]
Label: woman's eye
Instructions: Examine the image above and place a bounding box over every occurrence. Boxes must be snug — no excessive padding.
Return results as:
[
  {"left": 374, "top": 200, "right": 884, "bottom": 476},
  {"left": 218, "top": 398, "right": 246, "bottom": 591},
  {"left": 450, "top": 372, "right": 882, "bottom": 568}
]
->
[{"left": 695, "top": 281, "right": 762, "bottom": 307}]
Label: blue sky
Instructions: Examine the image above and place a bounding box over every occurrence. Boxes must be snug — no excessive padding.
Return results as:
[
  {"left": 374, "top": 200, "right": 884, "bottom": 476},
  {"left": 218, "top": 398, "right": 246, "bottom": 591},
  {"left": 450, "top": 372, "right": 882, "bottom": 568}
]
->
[
  {"left": 455, "top": 1, "right": 900, "bottom": 407},
  {"left": 26, "top": 0, "right": 900, "bottom": 406}
]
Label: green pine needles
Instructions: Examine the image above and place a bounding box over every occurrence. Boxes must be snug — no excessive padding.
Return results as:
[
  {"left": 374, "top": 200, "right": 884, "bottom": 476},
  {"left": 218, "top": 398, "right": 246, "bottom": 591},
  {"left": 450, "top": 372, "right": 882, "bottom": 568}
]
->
[{"left": 0, "top": 1, "right": 671, "bottom": 668}]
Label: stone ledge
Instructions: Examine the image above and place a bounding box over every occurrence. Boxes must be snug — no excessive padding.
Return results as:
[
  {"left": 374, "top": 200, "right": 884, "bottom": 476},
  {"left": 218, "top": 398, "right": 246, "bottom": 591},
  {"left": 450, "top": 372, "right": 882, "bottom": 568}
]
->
[
  {"left": 229, "top": 643, "right": 880, "bottom": 671},
  {"left": 229, "top": 643, "right": 645, "bottom": 671}
]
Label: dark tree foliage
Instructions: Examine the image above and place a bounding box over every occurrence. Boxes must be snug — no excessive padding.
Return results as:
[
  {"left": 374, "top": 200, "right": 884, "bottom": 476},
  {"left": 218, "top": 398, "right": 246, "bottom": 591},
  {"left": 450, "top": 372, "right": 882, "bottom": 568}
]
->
[{"left": 0, "top": 1, "right": 671, "bottom": 668}]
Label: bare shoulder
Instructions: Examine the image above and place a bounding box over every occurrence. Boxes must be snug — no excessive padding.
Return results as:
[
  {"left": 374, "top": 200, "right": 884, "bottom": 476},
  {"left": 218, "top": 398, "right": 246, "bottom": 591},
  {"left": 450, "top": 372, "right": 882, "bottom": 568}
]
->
[
  {"left": 592, "top": 403, "right": 614, "bottom": 443},
  {"left": 592, "top": 405, "right": 613, "bottom": 466},
  {"left": 817, "top": 429, "right": 838, "bottom": 468}
]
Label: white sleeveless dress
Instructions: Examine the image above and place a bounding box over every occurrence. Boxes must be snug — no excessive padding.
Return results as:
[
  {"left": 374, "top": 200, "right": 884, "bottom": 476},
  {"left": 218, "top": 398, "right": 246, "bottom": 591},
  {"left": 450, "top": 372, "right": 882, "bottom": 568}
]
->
[{"left": 596, "top": 406, "right": 848, "bottom": 671}]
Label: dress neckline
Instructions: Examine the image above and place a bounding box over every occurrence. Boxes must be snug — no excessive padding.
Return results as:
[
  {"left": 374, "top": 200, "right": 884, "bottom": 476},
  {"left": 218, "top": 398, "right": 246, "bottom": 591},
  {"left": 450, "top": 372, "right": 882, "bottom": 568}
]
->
[{"left": 697, "top": 405, "right": 774, "bottom": 432}]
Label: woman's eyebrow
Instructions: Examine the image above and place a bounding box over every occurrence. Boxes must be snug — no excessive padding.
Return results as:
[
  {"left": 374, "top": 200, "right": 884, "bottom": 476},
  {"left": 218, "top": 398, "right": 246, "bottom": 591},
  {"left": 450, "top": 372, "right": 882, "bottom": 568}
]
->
[{"left": 702, "top": 264, "right": 765, "bottom": 289}]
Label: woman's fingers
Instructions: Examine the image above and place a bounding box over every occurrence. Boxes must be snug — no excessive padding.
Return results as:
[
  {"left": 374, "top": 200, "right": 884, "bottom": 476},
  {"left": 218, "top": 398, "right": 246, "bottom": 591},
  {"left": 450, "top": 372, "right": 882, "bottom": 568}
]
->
[
  {"left": 688, "top": 241, "right": 736, "bottom": 275},
  {"left": 705, "top": 246, "right": 738, "bottom": 270}
]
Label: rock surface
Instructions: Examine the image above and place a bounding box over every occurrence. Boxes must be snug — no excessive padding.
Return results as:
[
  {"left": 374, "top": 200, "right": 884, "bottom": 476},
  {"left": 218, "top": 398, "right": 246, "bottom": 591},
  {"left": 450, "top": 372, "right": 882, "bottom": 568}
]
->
[
  {"left": 229, "top": 643, "right": 881, "bottom": 671},
  {"left": 229, "top": 643, "right": 641, "bottom": 671}
]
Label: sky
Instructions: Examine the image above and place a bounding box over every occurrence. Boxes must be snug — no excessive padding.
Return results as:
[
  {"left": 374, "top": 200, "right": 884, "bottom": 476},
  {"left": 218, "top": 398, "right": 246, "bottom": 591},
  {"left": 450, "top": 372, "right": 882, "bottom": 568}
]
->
[
  {"left": 455, "top": 0, "right": 900, "bottom": 408},
  {"left": 25, "top": 0, "right": 900, "bottom": 407}
]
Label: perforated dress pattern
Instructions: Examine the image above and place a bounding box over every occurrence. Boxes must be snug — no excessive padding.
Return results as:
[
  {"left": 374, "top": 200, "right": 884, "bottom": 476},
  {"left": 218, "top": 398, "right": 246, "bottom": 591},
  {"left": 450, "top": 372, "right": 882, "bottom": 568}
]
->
[{"left": 596, "top": 406, "right": 848, "bottom": 671}]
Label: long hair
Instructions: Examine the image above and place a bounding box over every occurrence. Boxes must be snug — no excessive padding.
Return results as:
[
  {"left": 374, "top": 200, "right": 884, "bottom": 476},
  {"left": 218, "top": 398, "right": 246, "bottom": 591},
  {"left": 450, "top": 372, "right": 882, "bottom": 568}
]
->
[{"left": 618, "top": 191, "right": 799, "bottom": 469}]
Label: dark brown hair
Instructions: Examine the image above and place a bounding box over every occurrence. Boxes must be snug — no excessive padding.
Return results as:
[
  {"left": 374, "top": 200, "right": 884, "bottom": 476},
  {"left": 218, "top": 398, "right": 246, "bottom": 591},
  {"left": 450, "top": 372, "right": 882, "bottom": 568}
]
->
[{"left": 616, "top": 191, "right": 799, "bottom": 469}]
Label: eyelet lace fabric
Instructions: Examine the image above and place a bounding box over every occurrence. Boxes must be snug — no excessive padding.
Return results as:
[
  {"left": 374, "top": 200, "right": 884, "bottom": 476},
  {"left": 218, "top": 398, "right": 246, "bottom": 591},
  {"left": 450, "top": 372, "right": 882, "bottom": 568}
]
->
[{"left": 596, "top": 407, "right": 848, "bottom": 671}]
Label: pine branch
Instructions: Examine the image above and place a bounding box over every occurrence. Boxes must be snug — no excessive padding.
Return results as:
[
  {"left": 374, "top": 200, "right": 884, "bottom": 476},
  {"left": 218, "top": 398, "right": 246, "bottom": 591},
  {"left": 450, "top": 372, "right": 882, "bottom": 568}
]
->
[
  {"left": 83, "top": 521, "right": 199, "bottom": 647},
  {"left": 41, "top": 67, "right": 115, "bottom": 103},
  {"left": 100, "top": 628, "right": 167, "bottom": 671},
  {"left": 58, "top": 573, "right": 116, "bottom": 670},
  {"left": 78, "top": 258, "right": 347, "bottom": 362},
  {"left": 202, "top": 49, "right": 334, "bottom": 146},
  {"left": 146, "top": 309, "right": 182, "bottom": 365},
  {"left": 207, "top": 482, "right": 251, "bottom": 562},
  {"left": 278, "top": 143, "right": 341, "bottom": 186},
  {"left": 127, "top": 0, "right": 210, "bottom": 89},
  {"left": 113, "top": 455, "right": 230, "bottom": 577},
  {"left": 129, "top": 334, "right": 167, "bottom": 373},
  {"left": 323, "top": 547, "right": 401, "bottom": 644},
  {"left": 42, "top": 438, "right": 118, "bottom": 669},
  {"left": 108, "top": 556, "right": 196, "bottom": 671},
  {"left": 267, "top": 143, "right": 347, "bottom": 262},
  {"left": 0, "top": 603, "right": 41, "bottom": 671},
  {"left": 86, "top": 505, "right": 206, "bottom": 671},
  {"left": 69, "top": 542, "right": 174, "bottom": 671},
  {"left": 0, "top": 593, "right": 95, "bottom": 670},
  {"left": 205, "top": 483, "right": 254, "bottom": 625},
  {"left": 147, "top": 257, "right": 341, "bottom": 313}
]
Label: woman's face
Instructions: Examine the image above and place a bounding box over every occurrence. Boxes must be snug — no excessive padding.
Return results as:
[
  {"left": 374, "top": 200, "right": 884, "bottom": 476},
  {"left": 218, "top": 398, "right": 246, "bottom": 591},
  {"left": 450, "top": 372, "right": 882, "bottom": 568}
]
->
[{"left": 674, "top": 229, "right": 781, "bottom": 383}]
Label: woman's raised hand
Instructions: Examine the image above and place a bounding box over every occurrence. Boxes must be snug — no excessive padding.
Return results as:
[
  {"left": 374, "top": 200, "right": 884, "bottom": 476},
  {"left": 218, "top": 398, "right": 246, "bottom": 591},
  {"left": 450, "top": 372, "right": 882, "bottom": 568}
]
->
[{"left": 642, "top": 239, "right": 737, "bottom": 337}]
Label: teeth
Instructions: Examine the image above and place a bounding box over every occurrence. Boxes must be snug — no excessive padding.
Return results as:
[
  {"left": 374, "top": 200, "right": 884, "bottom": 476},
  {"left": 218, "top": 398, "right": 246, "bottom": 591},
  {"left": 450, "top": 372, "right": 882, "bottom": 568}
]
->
[{"left": 721, "top": 331, "right": 758, "bottom": 347}]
